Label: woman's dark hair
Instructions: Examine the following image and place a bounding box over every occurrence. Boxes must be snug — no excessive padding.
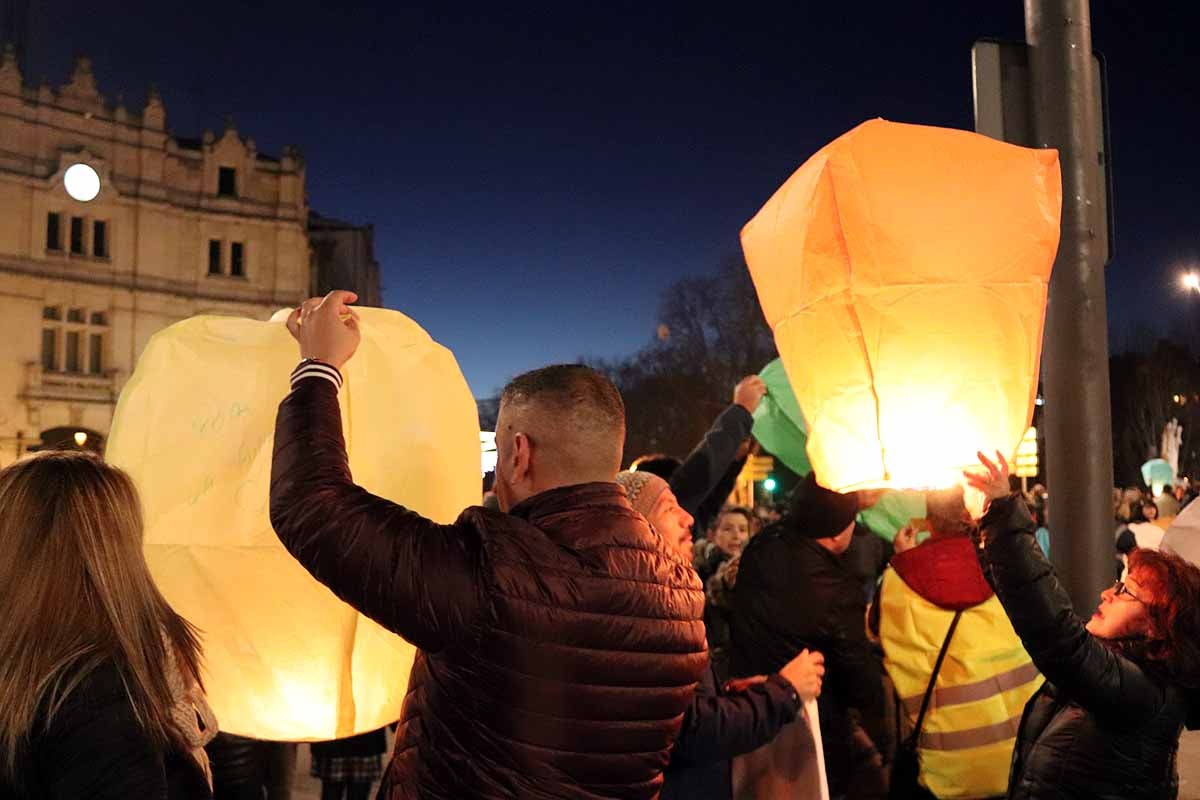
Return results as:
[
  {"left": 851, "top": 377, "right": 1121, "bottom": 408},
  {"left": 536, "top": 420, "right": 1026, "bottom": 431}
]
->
[{"left": 1125, "top": 548, "right": 1200, "bottom": 688}]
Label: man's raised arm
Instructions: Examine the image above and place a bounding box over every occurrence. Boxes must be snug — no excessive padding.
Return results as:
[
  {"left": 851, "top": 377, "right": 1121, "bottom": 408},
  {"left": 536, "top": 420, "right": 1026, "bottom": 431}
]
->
[{"left": 269, "top": 292, "right": 483, "bottom": 652}]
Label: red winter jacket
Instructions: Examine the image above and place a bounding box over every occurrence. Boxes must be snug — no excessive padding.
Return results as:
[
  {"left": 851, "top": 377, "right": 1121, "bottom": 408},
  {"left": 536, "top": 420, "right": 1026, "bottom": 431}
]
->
[{"left": 270, "top": 377, "right": 708, "bottom": 799}]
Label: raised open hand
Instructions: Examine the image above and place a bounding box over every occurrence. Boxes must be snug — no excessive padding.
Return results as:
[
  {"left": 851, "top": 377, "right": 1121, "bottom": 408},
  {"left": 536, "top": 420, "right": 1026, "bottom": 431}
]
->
[{"left": 963, "top": 450, "right": 1012, "bottom": 502}]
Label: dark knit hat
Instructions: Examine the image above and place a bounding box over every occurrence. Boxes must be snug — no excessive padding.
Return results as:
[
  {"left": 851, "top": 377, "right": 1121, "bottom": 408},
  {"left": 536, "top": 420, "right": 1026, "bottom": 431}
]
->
[{"left": 782, "top": 473, "right": 860, "bottom": 539}]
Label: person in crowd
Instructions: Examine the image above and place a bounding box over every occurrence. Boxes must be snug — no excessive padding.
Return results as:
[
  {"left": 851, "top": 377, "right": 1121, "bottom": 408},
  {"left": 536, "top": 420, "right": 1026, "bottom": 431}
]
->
[
  {"left": 1028, "top": 504, "right": 1051, "bottom": 561},
  {"left": 703, "top": 499, "right": 847, "bottom": 682},
  {"left": 271, "top": 292, "right": 708, "bottom": 798},
  {"left": 704, "top": 553, "right": 741, "bottom": 682},
  {"left": 310, "top": 727, "right": 388, "bottom": 800},
  {"left": 872, "top": 487, "right": 1040, "bottom": 800},
  {"left": 613, "top": 468, "right": 729, "bottom": 674},
  {"left": 205, "top": 734, "right": 296, "bottom": 800},
  {"left": 1156, "top": 485, "right": 1182, "bottom": 519},
  {"left": 691, "top": 505, "right": 756, "bottom": 677},
  {"left": 967, "top": 452, "right": 1200, "bottom": 800},
  {"left": 730, "top": 474, "right": 888, "bottom": 799},
  {"left": 1143, "top": 500, "right": 1160, "bottom": 522},
  {"left": 635, "top": 375, "right": 767, "bottom": 582},
  {"left": 1115, "top": 487, "right": 1143, "bottom": 525},
  {"left": 694, "top": 505, "right": 754, "bottom": 583},
  {"left": 615, "top": 469, "right": 825, "bottom": 800},
  {"left": 843, "top": 519, "right": 894, "bottom": 606},
  {"left": 1114, "top": 514, "right": 1167, "bottom": 583},
  {"left": 1115, "top": 523, "right": 1138, "bottom": 581},
  {"left": 630, "top": 375, "right": 766, "bottom": 512},
  {"left": 0, "top": 453, "right": 217, "bottom": 799},
  {"left": 712, "top": 506, "right": 754, "bottom": 557},
  {"left": 1173, "top": 482, "right": 1195, "bottom": 513}
]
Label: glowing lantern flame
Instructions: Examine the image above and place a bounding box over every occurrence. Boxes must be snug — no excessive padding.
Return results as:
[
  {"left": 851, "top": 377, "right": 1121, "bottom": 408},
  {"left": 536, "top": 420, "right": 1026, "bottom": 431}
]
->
[{"left": 741, "top": 120, "right": 1061, "bottom": 491}]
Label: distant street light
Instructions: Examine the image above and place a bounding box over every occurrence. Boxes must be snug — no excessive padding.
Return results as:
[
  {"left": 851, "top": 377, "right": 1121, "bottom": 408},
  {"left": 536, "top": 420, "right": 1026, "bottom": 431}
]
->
[
  {"left": 1183, "top": 272, "right": 1200, "bottom": 292},
  {"left": 762, "top": 477, "right": 777, "bottom": 493}
]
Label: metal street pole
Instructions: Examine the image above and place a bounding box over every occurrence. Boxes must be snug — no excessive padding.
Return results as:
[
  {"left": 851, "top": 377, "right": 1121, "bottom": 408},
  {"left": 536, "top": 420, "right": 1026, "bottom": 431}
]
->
[{"left": 1025, "top": 0, "right": 1113, "bottom": 614}]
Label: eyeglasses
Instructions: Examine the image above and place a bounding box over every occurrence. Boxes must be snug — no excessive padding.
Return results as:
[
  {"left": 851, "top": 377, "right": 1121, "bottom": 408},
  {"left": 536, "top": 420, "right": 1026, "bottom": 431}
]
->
[{"left": 1111, "top": 580, "right": 1147, "bottom": 605}]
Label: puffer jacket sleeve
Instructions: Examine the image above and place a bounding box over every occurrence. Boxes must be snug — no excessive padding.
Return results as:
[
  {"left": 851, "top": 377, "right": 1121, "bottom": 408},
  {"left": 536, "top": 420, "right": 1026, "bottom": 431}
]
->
[
  {"left": 980, "top": 494, "right": 1165, "bottom": 724},
  {"left": 270, "top": 376, "right": 484, "bottom": 652},
  {"left": 670, "top": 666, "right": 800, "bottom": 765}
]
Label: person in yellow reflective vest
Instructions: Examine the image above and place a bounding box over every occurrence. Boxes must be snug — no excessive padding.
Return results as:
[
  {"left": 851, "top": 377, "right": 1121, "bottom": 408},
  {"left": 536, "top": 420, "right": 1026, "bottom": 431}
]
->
[{"left": 872, "top": 487, "right": 1042, "bottom": 800}]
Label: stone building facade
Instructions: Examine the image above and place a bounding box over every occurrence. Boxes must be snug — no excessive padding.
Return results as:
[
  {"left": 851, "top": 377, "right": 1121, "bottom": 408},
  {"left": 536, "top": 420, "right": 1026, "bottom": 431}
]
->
[
  {"left": 0, "top": 48, "right": 313, "bottom": 462},
  {"left": 309, "top": 211, "right": 383, "bottom": 308}
]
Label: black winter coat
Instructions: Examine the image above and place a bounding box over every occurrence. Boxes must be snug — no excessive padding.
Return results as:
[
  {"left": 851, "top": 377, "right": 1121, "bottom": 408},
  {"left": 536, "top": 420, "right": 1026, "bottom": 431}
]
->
[
  {"left": 980, "top": 495, "right": 1195, "bottom": 800},
  {"left": 670, "top": 404, "right": 753, "bottom": 517},
  {"left": 728, "top": 524, "right": 885, "bottom": 796},
  {"left": 1, "top": 661, "right": 211, "bottom": 800},
  {"left": 270, "top": 378, "right": 709, "bottom": 799},
  {"left": 661, "top": 664, "right": 800, "bottom": 800}
]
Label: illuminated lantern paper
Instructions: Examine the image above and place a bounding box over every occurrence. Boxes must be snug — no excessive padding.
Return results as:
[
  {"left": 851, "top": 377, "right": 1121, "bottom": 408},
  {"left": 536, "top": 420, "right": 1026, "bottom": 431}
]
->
[
  {"left": 107, "top": 309, "right": 479, "bottom": 740},
  {"left": 1014, "top": 427, "right": 1040, "bottom": 479},
  {"left": 857, "top": 491, "right": 927, "bottom": 543},
  {"left": 741, "top": 119, "right": 1062, "bottom": 491},
  {"left": 751, "top": 358, "right": 811, "bottom": 477},
  {"left": 1141, "top": 458, "right": 1174, "bottom": 498}
]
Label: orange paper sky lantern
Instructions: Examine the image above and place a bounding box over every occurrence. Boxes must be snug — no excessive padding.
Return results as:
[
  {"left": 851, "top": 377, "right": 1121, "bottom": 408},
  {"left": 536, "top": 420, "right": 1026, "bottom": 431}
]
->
[
  {"left": 741, "top": 119, "right": 1061, "bottom": 492},
  {"left": 106, "top": 309, "right": 480, "bottom": 740}
]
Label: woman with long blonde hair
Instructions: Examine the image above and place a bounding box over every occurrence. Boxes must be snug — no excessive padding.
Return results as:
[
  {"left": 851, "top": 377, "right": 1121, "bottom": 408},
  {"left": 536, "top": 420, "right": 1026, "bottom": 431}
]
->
[{"left": 0, "top": 452, "right": 217, "bottom": 799}]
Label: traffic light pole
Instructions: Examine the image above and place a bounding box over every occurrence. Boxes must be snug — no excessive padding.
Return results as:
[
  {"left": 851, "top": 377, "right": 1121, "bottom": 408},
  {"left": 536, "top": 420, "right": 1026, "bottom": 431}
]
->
[{"left": 1025, "top": 0, "right": 1114, "bottom": 613}]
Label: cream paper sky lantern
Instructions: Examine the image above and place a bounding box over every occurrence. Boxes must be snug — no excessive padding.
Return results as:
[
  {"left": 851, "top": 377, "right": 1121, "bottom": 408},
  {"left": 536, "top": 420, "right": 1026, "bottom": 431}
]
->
[
  {"left": 106, "top": 309, "right": 479, "bottom": 740},
  {"left": 741, "top": 119, "right": 1061, "bottom": 492}
]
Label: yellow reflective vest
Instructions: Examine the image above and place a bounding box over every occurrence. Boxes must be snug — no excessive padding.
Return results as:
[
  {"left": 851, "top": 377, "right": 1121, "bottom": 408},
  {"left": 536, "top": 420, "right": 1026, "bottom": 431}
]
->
[{"left": 879, "top": 568, "right": 1042, "bottom": 799}]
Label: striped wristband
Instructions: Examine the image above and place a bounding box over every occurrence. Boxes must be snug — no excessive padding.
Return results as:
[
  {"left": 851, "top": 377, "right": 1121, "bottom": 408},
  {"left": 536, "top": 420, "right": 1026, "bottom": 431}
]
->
[{"left": 290, "top": 358, "right": 343, "bottom": 390}]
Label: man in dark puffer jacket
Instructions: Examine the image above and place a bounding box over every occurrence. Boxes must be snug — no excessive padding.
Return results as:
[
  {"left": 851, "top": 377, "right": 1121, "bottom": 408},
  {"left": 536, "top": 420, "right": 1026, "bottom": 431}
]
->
[{"left": 270, "top": 292, "right": 708, "bottom": 799}]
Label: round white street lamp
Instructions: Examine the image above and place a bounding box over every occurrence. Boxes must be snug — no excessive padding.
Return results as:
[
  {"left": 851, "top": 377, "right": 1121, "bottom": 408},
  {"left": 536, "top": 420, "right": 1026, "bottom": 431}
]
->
[
  {"left": 1183, "top": 272, "right": 1200, "bottom": 293},
  {"left": 63, "top": 163, "right": 101, "bottom": 202}
]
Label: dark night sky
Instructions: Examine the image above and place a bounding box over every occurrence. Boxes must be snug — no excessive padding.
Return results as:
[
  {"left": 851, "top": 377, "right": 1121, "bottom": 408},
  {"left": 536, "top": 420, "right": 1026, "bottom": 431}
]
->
[{"left": 22, "top": 1, "right": 1200, "bottom": 397}]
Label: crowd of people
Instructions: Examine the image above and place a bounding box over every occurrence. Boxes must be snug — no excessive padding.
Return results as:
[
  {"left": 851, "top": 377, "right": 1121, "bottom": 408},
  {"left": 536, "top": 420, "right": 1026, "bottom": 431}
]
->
[{"left": 3, "top": 290, "right": 1200, "bottom": 800}]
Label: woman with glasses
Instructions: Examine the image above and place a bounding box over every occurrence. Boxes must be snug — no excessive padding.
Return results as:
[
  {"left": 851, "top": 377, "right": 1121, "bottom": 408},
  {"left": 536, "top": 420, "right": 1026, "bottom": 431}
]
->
[{"left": 966, "top": 452, "right": 1200, "bottom": 800}]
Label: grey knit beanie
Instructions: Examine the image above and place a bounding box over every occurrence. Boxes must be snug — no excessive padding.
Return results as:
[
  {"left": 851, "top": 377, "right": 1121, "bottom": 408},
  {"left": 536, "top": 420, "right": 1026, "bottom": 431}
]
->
[{"left": 615, "top": 469, "right": 670, "bottom": 517}]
